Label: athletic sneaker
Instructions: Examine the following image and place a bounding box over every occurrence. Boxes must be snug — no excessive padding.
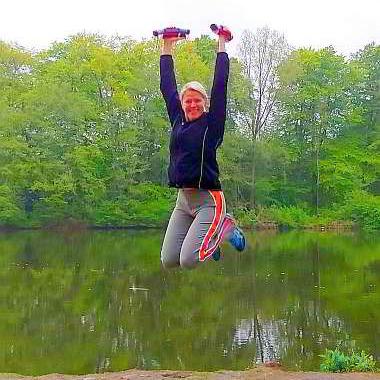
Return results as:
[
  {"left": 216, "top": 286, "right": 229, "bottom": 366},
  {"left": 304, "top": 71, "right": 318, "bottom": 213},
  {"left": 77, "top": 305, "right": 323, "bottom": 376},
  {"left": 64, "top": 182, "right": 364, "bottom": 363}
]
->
[
  {"left": 228, "top": 226, "right": 246, "bottom": 252},
  {"left": 212, "top": 246, "right": 221, "bottom": 261}
]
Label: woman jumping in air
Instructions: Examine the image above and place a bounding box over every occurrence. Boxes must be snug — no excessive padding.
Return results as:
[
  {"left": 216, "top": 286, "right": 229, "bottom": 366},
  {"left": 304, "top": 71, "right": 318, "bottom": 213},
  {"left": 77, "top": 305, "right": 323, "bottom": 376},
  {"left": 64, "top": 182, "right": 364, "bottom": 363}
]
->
[{"left": 159, "top": 26, "right": 246, "bottom": 269}]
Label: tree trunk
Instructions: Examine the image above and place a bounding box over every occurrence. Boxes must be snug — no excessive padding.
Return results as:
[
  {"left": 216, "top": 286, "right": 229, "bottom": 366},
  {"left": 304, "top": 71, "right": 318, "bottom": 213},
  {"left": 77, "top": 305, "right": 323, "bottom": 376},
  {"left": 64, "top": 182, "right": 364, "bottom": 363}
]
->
[
  {"left": 250, "top": 138, "right": 257, "bottom": 209},
  {"left": 316, "top": 143, "right": 320, "bottom": 216}
]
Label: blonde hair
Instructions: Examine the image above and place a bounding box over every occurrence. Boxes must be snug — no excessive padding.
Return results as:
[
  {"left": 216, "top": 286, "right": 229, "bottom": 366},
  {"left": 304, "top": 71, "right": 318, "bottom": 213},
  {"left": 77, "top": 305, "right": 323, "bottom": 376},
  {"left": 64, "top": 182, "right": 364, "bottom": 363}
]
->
[{"left": 180, "top": 81, "right": 209, "bottom": 110}]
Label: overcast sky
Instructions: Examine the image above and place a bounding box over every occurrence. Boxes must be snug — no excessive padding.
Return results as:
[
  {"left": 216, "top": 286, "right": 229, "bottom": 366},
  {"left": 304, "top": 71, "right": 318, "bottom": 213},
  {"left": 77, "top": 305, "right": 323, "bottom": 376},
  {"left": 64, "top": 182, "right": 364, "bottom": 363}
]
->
[{"left": 2, "top": 0, "right": 379, "bottom": 56}]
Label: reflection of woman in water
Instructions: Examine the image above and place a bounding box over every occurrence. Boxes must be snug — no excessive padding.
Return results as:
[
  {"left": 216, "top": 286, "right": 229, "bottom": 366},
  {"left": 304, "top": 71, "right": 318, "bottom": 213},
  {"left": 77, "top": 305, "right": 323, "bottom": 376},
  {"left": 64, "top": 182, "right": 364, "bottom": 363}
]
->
[{"left": 159, "top": 29, "right": 245, "bottom": 269}]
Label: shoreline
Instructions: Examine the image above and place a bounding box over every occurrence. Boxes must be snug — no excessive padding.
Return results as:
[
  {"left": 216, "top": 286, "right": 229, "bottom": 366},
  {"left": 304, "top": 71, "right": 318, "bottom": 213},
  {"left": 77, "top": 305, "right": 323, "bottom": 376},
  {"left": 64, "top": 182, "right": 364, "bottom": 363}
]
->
[
  {"left": 0, "top": 221, "right": 357, "bottom": 233},
  {"left": 1, "top": 367, "right": 380, "bottom": 380}
]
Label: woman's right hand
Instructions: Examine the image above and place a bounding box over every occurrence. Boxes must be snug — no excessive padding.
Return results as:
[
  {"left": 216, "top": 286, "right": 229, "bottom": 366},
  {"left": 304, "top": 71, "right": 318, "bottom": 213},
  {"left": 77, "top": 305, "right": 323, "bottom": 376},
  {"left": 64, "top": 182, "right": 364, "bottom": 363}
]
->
[{"left": 161, "top": 37, "right": 186, "bottom": 55}]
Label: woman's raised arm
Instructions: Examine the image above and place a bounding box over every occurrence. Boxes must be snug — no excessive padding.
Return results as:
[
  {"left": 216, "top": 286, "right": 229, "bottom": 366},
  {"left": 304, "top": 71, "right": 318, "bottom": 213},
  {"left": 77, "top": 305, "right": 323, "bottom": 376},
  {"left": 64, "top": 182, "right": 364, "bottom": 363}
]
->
[
  {"left": 208, "top": 34, "right": 230, "bottom": 143},
  {"left": 160, "top": 37, "right": 185, "bottom": 125}
]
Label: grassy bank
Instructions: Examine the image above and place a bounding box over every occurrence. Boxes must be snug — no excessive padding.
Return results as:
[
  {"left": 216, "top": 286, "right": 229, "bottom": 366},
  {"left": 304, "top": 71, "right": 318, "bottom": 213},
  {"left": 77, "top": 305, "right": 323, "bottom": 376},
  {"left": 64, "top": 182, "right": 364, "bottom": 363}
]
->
[
  {"left": 1, "top": 185, "right": 379, "bottom": 232},
  {"left": 233, "top": 193, "right": 380, "bottom": 232}
]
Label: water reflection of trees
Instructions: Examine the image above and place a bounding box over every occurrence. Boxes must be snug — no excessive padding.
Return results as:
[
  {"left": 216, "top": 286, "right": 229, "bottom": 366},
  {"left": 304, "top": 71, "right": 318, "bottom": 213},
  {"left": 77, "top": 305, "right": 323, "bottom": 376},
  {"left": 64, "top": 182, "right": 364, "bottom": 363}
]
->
[
  {"left": 0, "top": 230, "right": 379, "bottom": 374},
  {"left": 229, "top": 232, "right": 380, "bottom": 370}
]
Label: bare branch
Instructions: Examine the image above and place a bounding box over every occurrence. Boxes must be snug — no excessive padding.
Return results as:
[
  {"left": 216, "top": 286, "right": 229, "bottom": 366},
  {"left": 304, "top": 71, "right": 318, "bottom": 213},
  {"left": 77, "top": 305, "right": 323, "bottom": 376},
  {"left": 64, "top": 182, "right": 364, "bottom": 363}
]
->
[{"left": 238, "top": 27, "right": 291, "bottom": 140}]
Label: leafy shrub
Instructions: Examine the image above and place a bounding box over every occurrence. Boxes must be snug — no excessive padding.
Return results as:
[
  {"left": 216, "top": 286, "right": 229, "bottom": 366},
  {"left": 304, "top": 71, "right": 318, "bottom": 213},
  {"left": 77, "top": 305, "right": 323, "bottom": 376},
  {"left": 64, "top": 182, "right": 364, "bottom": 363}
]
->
[
  {"left": 342, "top": 191, "right": 380, "bottom": 231},
  {"left": 94, "top": 183, "right": 176, "bottom": 227},
  {"left": 30, "top": 195, "right": 74, "bottom": 227},
  {"left": 232, "top": 207, "right": 257, "bottom": 228},
  {"left": 0, "top": 185, "right": 26, "bottom": 227},
  {"left": 320, "top": 349, "right": 377, "bottom": 372},
  {"left": 266, "top": 205, "right": 312, "bottom": 228}
]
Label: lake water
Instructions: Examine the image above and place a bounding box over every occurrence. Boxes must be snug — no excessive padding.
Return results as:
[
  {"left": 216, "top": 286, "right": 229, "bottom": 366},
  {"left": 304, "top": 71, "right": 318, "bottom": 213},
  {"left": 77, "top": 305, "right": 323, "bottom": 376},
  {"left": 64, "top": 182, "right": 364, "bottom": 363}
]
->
[{"left": 0, "top": 230, "right": 379, "bottom": 375}]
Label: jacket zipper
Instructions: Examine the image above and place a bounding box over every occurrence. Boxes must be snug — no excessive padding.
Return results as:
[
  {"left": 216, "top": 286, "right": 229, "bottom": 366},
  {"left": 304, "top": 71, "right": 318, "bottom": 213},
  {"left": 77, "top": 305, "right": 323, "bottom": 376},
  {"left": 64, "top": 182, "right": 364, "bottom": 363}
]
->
[{"left": 198, "top": 126, "right": 208, "bottom": 188}]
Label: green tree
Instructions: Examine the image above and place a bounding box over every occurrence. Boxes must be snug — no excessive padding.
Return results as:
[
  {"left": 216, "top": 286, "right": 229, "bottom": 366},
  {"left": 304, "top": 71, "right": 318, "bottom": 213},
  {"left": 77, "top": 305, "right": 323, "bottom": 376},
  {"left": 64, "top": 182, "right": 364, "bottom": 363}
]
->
[{"left": 277, "top": 47, "right": 364, "bottom": 212}]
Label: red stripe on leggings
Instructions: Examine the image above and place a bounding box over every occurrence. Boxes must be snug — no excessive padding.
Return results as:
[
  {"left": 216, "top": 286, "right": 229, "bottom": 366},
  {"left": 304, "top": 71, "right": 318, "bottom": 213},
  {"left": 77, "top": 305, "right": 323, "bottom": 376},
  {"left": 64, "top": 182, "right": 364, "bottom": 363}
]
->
[
  {"left": 206, "top": 216, "right": 235, "bottom": 255},
  {"left": 199, "top": 191, "right": 225, "bottom": 262}
]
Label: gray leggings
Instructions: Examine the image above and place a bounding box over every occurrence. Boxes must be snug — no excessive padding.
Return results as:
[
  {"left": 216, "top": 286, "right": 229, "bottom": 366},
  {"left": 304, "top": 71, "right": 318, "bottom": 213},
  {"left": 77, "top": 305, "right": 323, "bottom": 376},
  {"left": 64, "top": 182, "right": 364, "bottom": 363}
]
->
[{"left": 160, "top": 189, "right": 235, "bottom": 269}]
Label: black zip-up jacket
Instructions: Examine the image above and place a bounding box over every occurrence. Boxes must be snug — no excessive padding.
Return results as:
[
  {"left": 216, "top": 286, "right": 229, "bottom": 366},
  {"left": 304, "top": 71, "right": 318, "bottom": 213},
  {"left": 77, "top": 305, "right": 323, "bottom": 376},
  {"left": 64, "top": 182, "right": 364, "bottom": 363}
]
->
[{"left": 160, "top": 52, "right": 230, "bottom": 190}]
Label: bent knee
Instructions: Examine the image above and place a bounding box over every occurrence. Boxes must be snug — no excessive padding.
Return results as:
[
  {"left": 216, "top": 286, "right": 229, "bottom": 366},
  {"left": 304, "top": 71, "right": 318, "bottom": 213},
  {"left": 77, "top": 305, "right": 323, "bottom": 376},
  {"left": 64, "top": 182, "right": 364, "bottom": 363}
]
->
[
  {"left": 161, "top": 256, "right": 180, "bottom": 269},
  {"left": 179, "top": 253, "right": 198, "bottom": 270}
]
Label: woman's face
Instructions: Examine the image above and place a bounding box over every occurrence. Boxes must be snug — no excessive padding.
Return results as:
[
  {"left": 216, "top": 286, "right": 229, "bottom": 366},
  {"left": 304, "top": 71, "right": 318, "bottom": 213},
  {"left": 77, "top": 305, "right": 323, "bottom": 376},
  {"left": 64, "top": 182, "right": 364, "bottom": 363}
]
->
[{"left": 181, "top": 89, "right": 206, "bottom": 122}]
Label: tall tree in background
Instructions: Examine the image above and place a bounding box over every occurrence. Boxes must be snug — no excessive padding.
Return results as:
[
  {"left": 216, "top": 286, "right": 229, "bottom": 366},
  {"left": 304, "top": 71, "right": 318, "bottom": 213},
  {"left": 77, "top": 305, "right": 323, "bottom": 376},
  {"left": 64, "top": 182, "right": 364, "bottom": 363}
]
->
[
  {"left": 0, "top": 42, "right": 35, "bottom": 223},
  {"left": 237, "top": 27, "right": 291, "bottom": 208},
  {"left": 350, "top": 44, "right": 380, "bottom": 195},
  {"left": 277, "top": 47, "right": 364, "bottom": 212}
]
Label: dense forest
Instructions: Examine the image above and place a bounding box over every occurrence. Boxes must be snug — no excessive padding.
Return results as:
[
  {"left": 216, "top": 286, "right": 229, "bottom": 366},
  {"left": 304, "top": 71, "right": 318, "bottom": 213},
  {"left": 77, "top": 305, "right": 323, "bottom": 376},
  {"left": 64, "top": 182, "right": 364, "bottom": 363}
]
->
[{"left": 0, "top": 30, "right": 379, "bottom": 230}]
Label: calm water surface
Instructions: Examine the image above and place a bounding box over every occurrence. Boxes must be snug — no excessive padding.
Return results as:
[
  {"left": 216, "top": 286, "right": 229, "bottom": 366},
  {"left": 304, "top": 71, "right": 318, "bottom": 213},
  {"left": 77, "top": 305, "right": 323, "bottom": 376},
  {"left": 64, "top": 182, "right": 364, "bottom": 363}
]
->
[{"left": 0, "top": 230, "right": 379, "bottom": 375}]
